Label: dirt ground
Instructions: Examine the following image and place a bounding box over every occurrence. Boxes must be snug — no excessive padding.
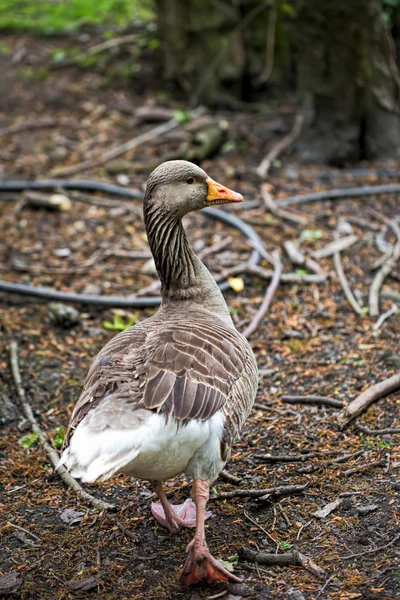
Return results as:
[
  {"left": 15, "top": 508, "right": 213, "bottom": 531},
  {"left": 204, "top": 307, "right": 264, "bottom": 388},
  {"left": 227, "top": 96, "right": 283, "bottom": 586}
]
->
[{"left": 0, "top": 34, "right": 399, "bottom": 600}]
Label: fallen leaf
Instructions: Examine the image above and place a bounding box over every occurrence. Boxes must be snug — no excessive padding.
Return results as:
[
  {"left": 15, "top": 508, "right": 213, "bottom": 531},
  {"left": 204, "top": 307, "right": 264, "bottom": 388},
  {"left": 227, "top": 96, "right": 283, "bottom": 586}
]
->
[
  {"left": 313, "top": 498, "right": 342, "bottom": 518},
  {"left": 60, "top": 508, "right": 85, "bottom": 525},
  {"left": 228, "top": 277, "right": 244, "bottom": 293}
]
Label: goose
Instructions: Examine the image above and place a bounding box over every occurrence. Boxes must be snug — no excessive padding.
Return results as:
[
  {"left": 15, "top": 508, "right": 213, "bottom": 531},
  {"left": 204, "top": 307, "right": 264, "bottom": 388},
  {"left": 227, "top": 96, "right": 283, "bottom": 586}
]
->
[{"left": 59, "top": 160, "right": 258, "bottom": 585}]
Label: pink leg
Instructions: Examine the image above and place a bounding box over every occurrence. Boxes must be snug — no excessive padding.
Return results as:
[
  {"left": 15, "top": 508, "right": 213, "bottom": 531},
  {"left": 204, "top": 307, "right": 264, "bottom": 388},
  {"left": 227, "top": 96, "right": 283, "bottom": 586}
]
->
[
  {"left": 150, "top": 481, "right": 211, "bottom": 533},
  {"left": 179, "top": 479, "right": 242, "bottom": 586}
]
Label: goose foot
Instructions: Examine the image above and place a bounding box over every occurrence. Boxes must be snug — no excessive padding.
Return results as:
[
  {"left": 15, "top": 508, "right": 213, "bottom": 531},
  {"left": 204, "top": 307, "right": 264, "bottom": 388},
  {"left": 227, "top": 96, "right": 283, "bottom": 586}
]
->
[
  {"left": 151, "top": 498, "right": 211, "bottom": 532},
  {"left": 179, "top": 537, "right": 242, "bottom": 585}
]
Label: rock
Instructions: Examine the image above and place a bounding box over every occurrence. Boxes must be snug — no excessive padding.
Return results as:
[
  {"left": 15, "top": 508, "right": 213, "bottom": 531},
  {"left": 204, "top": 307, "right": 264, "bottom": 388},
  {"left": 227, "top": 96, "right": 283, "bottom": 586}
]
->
[
  {"left": 356, "top": 504, "right": 379, "bottom": 515},
  {"left": 60, "top": 508, "right": 85, "bottom": 525},
  {"left": 67, "top": 576, "right": 99, "bottom": 594},
  {"left": 48, "top": 303, "right": 81, "bottom": 328},
  {"left": 83, "top": 283, "right": 101, "bottom": 296},
  {"left": 0, "top": 393, "right": 18, "bottom": 426},
  {"left": 0, "top": 571, "right": 22, "bottom": 596}
]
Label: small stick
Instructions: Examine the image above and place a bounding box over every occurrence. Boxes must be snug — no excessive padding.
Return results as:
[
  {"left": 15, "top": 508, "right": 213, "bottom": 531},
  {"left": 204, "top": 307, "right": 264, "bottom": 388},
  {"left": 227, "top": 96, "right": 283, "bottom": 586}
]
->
[
  {"left": 337, "top": 373, "right": 400, "bottom": 429},
  {"left": 9, "top": 341, "right": 114, "bottom": 511},
  {"left": 281, "top": 395, "right": 344, "bottom": 408},
  {"left": 315, "top": 573, "right": 337, "bottom": 600},
  {"left": 311, "top": 235, "right": 359, "bottom": 260},
  {"left": 257, "top": 112, "right": 304, "bottom": 179},
  {"left": 6, "top": 521, "right": 41, "bottom": 541},
  {"left": 215, "top": 263, "right": 327, "bottom": 284},
  {"left": 333, "top": 241, "right": 364, "bottom": 315},
  {"left": 242, "top": 249, "right": 282, "bottom": 338},
  {"left": 210, "top": 483, "right": 307, "bottom": 501},
  {"left": 254, "top": 452, "right": 319, "bottom": 462},
  {"left": 372, "top": 303, "right": 398, "bottom": 330},
  {"left": 278, "top": 183, "right": 400, "bottom": 208},
  {"left": 368, "top": 214, "right": 400, "bottom": 317},
  {"left": 339, "top": 533, "right": 400, "bottom": 560},
  {"left": 238, "top": 547, "right": 325, "bottom": 579},
  {"left": 283, "top": 240, "right": 323, "bottom": 275},
  {"left": 219, "top": 470, "right": 241, "bottom": 485},
  {"left": 333, "top": 450, "right": 365, "bottom": 464},
  {"left": 261, "top": 185, "right": 309, "bottom": 225},
  {"left": 0, "top": 117, "right": 71, "bottom": 136},
  {"left": 382, "top": 290, "right": 400, "bottom": 302},
  {"left": 341, "top": 459, "right": 386, "bottom": 477},
  {"left": 197, "top": 236, "right": 232, "bottom": 261},
  {"left": 354, "top": 423, "right": 400, "bottom": 435},
  {"left": 52, "top": 107, "right": 205, "bottom": 177}
]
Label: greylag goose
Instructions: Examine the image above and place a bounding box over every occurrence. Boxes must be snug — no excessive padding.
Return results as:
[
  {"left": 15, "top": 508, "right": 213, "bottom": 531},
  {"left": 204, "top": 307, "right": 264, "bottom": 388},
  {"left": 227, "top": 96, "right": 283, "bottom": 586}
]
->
[{"left": 59, "top": 160, "right": 258, "bottom": 585}]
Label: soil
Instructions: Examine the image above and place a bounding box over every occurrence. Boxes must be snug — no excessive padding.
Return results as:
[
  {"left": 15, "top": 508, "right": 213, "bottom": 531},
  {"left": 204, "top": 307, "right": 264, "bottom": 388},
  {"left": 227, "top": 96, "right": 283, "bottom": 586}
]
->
[{"left": 0, "top": 33, "right": 399, "bottom": 600}]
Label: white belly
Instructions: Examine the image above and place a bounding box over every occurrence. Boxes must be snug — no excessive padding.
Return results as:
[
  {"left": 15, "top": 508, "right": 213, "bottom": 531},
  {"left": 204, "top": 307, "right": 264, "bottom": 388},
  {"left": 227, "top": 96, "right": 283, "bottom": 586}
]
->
[{"left": 60, "top": 410, "right": 226, "bottom": 484}]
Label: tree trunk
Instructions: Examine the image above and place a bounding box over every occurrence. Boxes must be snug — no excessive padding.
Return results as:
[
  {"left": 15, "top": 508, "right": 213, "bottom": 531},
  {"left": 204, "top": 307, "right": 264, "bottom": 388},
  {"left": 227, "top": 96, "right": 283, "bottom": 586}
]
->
[
  {"left": 155, "top": 0, "right": 245, "bottom": 105},
  {"left": 295, "top": 0, "right": 400, "bottom": 164}
]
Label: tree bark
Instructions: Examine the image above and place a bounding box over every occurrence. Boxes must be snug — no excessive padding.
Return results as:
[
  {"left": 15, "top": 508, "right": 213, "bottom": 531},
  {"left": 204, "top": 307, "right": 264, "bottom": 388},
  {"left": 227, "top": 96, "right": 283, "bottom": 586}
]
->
[{"left": 295, "top": 0, "right": 400, "bottom": 164}]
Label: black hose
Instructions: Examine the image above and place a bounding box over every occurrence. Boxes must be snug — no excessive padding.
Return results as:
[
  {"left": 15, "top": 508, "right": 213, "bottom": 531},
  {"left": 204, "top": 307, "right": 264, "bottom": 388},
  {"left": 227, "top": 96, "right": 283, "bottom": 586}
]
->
[{"left": 0, "top": 179, "right": 263, "bottom": 307}]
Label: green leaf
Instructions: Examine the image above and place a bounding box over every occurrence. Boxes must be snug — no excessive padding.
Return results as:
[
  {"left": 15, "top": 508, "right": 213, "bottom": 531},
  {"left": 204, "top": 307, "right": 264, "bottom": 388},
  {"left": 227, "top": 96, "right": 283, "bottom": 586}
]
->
[
  {"left": 18, "top": 431, "right": 39, "bottom": 449},
  {"left": 227, "top": 554, "right": 239, "bottom": 564},
  {"left": 295, "top": 269, "right": 309, "bottom": 275},
  {"left": 217, "top": 558, "right": 235, "bottom": 572},
  {"left": 211, "top": 486, "right": 218, "bottom": 496},
  {"left": 173, "top": 110, "right": 191, "bottom": 124},
  {"left": 103, "top": 313, "right": 138, "bottom": 331},
  {"left": 279, "top": 540, "right": 293, "bottom": 550},
  {"left": 53, "top": 427, "right": 66, "bottom": 450},
  {"left": 300, "top": 229, "right": 323, "bottom": 242}
]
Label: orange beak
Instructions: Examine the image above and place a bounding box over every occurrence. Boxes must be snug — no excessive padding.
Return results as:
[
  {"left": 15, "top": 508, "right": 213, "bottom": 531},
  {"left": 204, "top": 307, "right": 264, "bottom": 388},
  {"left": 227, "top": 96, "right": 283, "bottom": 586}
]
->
[{"left": 206, "top": 177, "right": 244, "bottom": 205}]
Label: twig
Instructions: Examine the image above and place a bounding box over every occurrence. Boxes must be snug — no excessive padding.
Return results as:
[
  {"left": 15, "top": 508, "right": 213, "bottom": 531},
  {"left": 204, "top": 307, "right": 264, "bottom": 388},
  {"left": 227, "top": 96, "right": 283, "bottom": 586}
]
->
[
  {"left": 333, "top": 450, "right": 365, "bottom": 464},
  {"left": 382, "top": 290, "right": 400, "bottom": 303},
  {"left": 312, "top": 235, "right": 359, "bottom": 260},
  {"left": 6, "top": 521, "right": 41, "bottom": 541},
  {"left": 242, "top": 249, "right": 282, "bottom": 338},
  {"left": 341, "top": 459, "right": 387, "bottom": 477},
  {"left": 210, "top": 484, "right": 307, "bottom": 501},
  {"left": 333, "top": 239, "right": 364, "bottom": 316},
  {"left": 0, "top": 117, "right": 72, "bottom": 136},
  {"left": 278, "top": 184, "right": 400, "bottom": 208},
  {"left": 219, "top": 470, "right": 241, "bottom": 485},
  {"left": 254, "top": 452, "right": 319, "bottom": 463},
  {"left": 339, "top": 533, "right": 400, "bottom": 560},
  {"left": 238, "top": 547, "right": 325, "bottom": 579},
  {"left": 243, "top": 511, "right": 278, "bottom": 546},
  {"left": 337, "top": 373, "right": 400, "bottom": 429},
  {"left": 315, "top": 573, "right": 337, "bottom": 600},
  {"left": 367, "top": 211, "right": 400, "bottom": 317},
  {"left": 261, "top": 185, "right": 309, "bottom": 226},
  {"left": 257, "top": 112, "right": 304, "bottom": 179},
  {"left": 197, "top": 236, "right": 232, "bottom": 261},
  {"left": 354, "top": 423, "right": 400, "bottom": 436},
  {"left": 51, "top": 107, "right": 205, "bottom": 176},
  {"left": 283, "top": 240, "right": 324, "bottom": 275},
  {"left": 50, "top": 34, "right": 139, "bottom": 69},
  {"left": 9, "top": 341, "right": 114, "bottom": 511},
  {"left": 373, "top": 303, "right": 398, "bottom": 330},
  {"left": 281, "top": 395, "right": 344, "bottom": 408}
]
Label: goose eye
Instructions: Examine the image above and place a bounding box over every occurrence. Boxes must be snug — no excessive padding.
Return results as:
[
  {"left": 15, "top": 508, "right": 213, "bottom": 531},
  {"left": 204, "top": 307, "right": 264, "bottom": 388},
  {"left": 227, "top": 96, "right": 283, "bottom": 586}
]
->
[{"left": 186, "top": 177, "right": 195, "bottom": 184}]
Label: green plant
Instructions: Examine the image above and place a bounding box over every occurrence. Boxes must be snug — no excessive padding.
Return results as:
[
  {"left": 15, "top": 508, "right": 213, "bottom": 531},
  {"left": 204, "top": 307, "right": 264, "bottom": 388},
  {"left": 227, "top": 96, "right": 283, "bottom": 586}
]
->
[
  {"left": 279, "top": 540, "right": 293, "bottom": 550},
  {"left": 18, "top": 431, "right": 39, "bottom": 449},
  {"left": 102, "top": 313, "right": 138, "bottom": 331},
  {"left": 53, "top": 427, "right": 66, "bottom": 450}
]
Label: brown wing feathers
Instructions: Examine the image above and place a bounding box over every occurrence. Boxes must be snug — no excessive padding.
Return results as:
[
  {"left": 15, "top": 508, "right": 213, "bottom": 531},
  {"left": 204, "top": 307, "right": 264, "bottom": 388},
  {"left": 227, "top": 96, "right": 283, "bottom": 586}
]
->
[{"left": 63, "top": 319, "right": 249, "bottom": 449}]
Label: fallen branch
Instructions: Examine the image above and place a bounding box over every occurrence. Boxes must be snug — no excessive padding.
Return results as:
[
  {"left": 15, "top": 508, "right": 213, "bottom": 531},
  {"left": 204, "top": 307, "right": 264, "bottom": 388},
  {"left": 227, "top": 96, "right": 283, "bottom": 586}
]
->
[
  {"left": 242, "top": 249, "right": 282, "bottom": 338},
  {"left": 369, "top": 218, "right": 400, "bottom": 316},
  {"left": 0, "top": 117, "right": 72, "bottom": 136},
  {"left": 382, "top": 290, "right": 400, "bottom": 302},
  {"left": 354, "top": 423, "right": 400, "bottom": 436},
  {"left": 261, "top": 185, "right": 309, "bottom": 225},
  {"left": 339, "top": 533, "right": 400, "bottom": 560},
  {"left": 257, "top": 112, "right": 304, "bottom": 179},
  {"left": 215, "top": 263, "right": 327, "bottom": 285},
  {"left": 341, "top": 459, "right": 387, "bottom": 477},
  {"left": 238, "top": 547, "right": 325, "bottom": 580},
  {"left": 372, "top": 303, "right": 398, "bottom": 330},
  {"left": 254, "top": 452, "right": 319, "bottom": 462},
  {"left": 210, "top": 483, "right": 307, "bottom": 501},
  {"left": 219, "top": 470, "right": 241, "bottom": 485},
  {"left": 51, "top": 107, "right": 205, "bottom": 177},
  {"left": 337, "top": 373, "right": 400, "bottom": 429},
  {"left": 257, "top": 0, "right": 278, "bottom": 85},
  {"left": 333, "top": 238, "right": 364, "bottom": 316},
  {"left": 281, "top": 395, "right": 344, "bottom": 408},
  {"left": 278, "top": 183, "right": 400, "bottom": 208},
  {"left": 283, "top": 241, "right": 324, "bottom": 275},
  {"left": 9, "top": 341, "right": 114, "bottom": 511},
  {"left": 312, "top": 235, "right": 359, "bottom": 260}
]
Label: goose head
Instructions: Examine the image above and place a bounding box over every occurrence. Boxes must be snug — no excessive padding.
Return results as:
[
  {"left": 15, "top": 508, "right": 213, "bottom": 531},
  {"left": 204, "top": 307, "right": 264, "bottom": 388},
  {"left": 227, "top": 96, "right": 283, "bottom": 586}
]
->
[{"left": 144, "top": 160, "right": 243, "bottom": 219}]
